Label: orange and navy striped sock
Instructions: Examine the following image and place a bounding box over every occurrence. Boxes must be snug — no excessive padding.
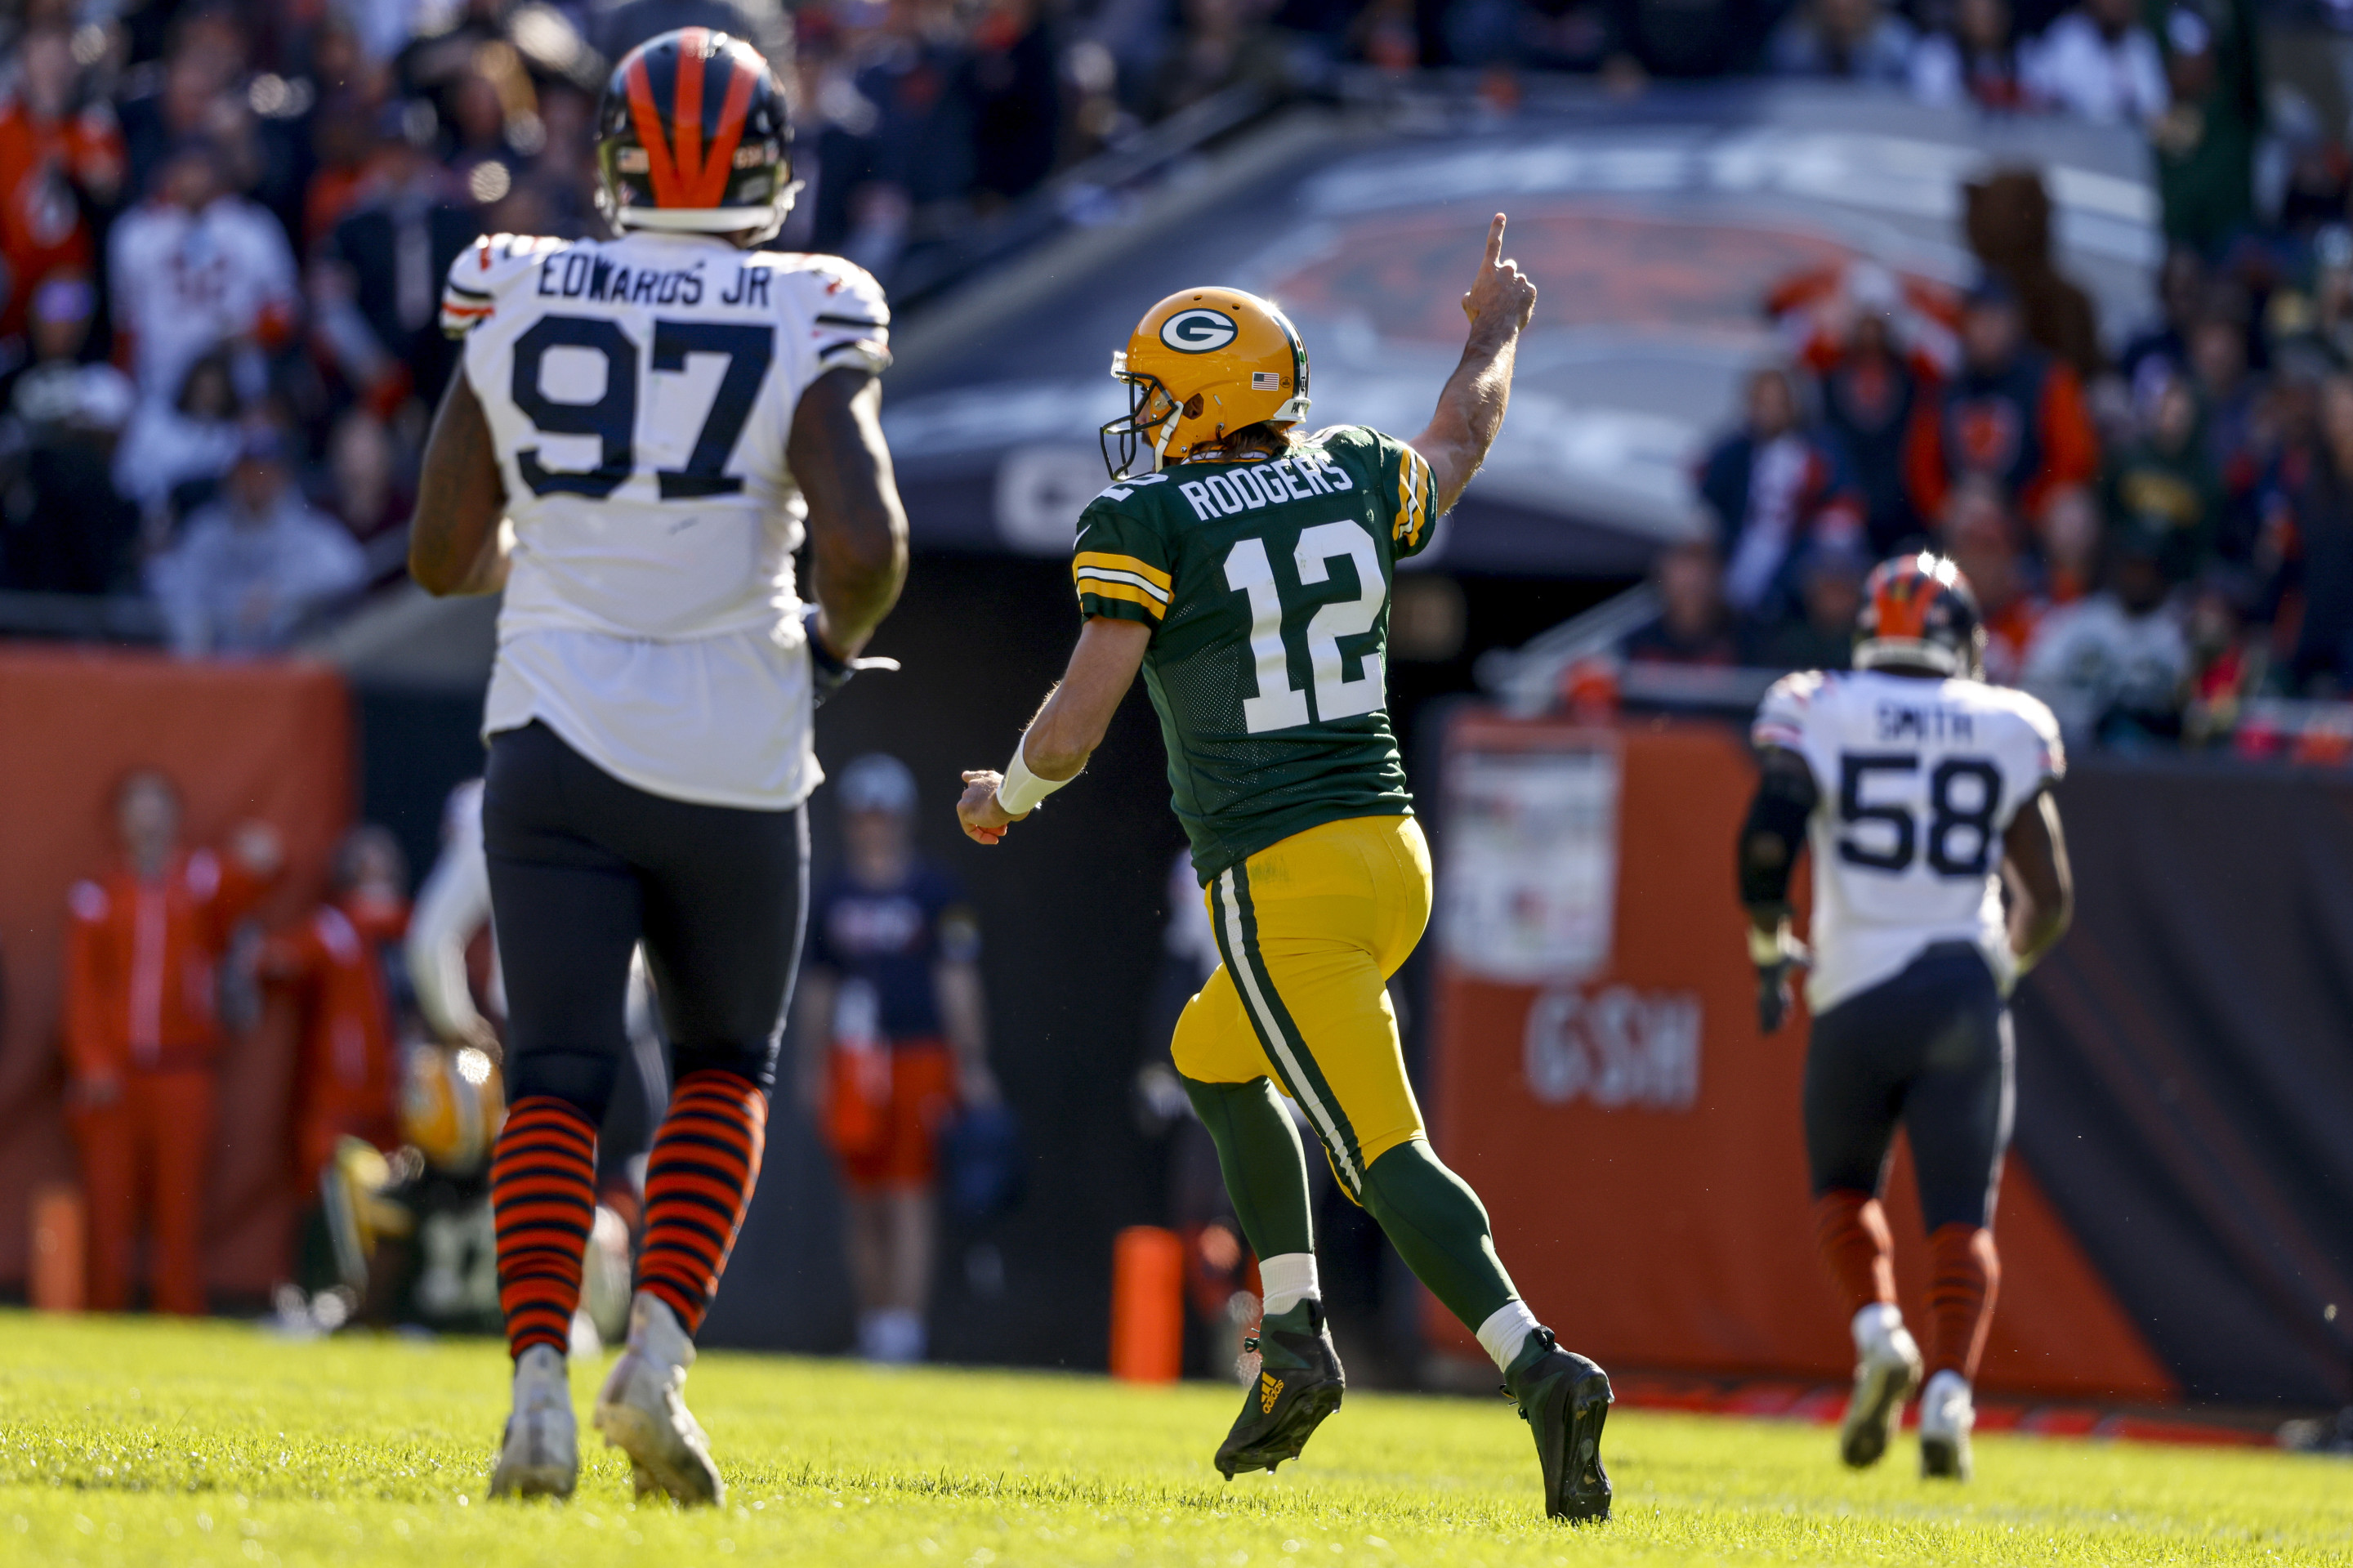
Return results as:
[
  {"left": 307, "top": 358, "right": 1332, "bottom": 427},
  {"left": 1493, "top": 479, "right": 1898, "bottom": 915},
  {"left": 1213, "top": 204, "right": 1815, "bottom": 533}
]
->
[
  {"left": 1811, "top": 1188, "right": 1898, "bottom": 1316},
  {"left": 1927, "top": 1222, "right": 2001, "bottom": 1381},
  {"left": 637, "top": 1070, "right": 769, "bottom": 1336},
  {"left": 489, "top": 1095, "right": 600, "bottom": 1360}
]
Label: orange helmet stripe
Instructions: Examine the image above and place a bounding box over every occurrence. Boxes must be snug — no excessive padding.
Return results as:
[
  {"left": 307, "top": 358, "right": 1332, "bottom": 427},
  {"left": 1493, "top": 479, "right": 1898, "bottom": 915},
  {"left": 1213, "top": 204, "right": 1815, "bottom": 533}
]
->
[
  {"left": 624, "top": 30, "right": 761, "bottom": 210},
  {"left": 694, "top": 60, "right": 759, "bottom": 206},
  {"left": 624, "top": 55, "right": 685, "bottom": 207}
]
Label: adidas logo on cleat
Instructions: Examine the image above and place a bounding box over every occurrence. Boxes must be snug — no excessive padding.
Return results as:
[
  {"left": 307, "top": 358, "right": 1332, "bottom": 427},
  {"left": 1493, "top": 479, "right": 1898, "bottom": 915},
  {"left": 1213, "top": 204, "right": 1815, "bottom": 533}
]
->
[{"left": 1260, "top": 1373, "right": 1284, "bottom": 1414}]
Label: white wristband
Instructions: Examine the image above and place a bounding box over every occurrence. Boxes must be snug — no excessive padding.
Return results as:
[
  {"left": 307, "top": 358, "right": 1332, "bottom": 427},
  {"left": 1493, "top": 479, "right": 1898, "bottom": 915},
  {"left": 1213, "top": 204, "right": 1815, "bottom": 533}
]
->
[{"left": 995, "top": 736, "right": 1074, "bottom": 816}]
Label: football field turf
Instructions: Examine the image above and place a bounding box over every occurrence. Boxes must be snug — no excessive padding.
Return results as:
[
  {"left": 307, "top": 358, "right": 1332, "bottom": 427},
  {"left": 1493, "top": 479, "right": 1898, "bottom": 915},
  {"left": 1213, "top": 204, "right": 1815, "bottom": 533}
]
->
[{"left": 2, "top": 1312, "right": 2346, "bottom": 1566}]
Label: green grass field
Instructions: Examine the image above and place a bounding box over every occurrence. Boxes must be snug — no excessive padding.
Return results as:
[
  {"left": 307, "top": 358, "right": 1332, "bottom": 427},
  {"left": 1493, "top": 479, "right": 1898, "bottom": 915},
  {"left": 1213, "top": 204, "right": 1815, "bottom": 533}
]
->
[{"left": 2, "top": 1312, "right": 2347, "bottom": 1567}]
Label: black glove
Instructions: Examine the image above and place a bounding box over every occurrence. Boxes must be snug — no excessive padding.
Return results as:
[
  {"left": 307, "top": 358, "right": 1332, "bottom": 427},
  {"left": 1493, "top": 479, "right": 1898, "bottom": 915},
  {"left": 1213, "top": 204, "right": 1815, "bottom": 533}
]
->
[
  {"left": 1749, "top": 924, "right": 1811, "bottom": 1034},
  {"left": 805, "top": 604, "right": 900, "bottom": 707}
]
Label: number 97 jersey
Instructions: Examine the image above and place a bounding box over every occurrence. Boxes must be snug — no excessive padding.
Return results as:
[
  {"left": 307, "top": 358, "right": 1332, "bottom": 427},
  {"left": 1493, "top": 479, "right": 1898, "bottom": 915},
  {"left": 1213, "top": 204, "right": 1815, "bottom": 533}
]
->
[
  {"left": 1753, "top": 668, "right": 2064, "bottom": 1013},
  {"left": 440, "top": 231, "right": 889, "bottom": 810}
]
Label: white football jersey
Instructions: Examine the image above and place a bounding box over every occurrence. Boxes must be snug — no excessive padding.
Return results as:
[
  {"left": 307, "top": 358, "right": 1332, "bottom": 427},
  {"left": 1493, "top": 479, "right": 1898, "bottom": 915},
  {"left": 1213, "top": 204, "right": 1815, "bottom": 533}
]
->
[
  {"left": 109, "top": 195, "right": 298, "bottom": 405},
  {"left": 442, "top": 230, "right": 890, "bottom": 809},
  {"left": 1752, "top": 668, "right": 2065, "bottom": 1012}
]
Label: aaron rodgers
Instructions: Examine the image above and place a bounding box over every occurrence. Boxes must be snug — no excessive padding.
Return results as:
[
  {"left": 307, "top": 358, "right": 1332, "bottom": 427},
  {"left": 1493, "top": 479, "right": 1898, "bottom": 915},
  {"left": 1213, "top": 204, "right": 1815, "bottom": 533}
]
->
[{"left": 956, "top": 217, "right": 1614, "bottom": 1523}]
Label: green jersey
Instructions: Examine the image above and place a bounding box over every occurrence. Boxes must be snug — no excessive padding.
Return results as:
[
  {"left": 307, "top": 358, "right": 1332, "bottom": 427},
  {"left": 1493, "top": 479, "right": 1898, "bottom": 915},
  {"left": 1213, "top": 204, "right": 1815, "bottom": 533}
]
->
[{"left": 1072, "top": 424, "right": 1440, "bottom": 884}]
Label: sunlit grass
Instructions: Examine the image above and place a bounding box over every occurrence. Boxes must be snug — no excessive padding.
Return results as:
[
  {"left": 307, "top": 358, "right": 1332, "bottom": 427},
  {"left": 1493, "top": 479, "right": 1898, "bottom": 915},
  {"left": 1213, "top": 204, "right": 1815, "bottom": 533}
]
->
[{"left": 2, "top": 1311, "right": 2346, "bottom": 1565}]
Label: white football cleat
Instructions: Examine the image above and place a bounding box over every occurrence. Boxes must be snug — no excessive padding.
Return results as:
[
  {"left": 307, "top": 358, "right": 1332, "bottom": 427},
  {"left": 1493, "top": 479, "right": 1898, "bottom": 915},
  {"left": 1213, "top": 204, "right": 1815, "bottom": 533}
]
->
[
  {"left": 1918, "top": 1368, "right": 1976, "bottom": 1481},
  {"left": 1838, "top": 1303, "right": 1923, "bottom": 1469},
  {"left": 489, "top": 1343, "right": 578, "bottom": 1499},
  {"left": 592, "top": 1291, "right": 724, "bottom": 1506}
]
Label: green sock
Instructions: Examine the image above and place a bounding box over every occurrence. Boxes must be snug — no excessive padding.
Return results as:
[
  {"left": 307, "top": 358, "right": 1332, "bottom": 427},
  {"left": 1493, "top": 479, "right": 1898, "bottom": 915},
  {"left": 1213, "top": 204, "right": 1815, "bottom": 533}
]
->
[
  {"left": 1360, "top": 1137, "right": 1519, "bottom": 1333},
  {"left": 1181, "top": 1074, "right": 1315, "bottom": 1258}
]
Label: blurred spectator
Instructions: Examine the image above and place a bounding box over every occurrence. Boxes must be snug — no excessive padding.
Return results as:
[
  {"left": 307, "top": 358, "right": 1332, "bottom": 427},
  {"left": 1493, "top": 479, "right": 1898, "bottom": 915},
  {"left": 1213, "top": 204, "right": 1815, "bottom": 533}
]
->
[
  {"left": 1768, "top": 0, "right": 1915, "bottom": 82},
  {"left": 1941, "top": 476, "right": 2047, "bottom": 680},
  {"left": 0, "top": 25, "right": 124, "bottom": 372},
  {"left": 1909, "top": 0, "right": 2031, "bottom": 110},
  {"left": 261, "top": 826, "right": 410, "bottom": 1186},
  {"left": 840, "top": 0, "right": 980, "bottom": 280},
  {"left": 595, "top": 0, "right": 795, "bottom": 74},
  {"left": 2188, "top": 293, "right": 2259, "bottom": 492},
  {"left": 2022, "top": 516, "right": 2190, "bottom": 740},
  {"left": 1799, "top": 281, "right": 1936, "bottom": 552},
  {"left": 1744, "top": 539, "right": 1867, "bottom": 670},
  {"left": 115, "top": 7, "right": 248, "bottom": 208},
  {"left": 112, "top": 345, "right": 243, "bottom": 528},
  {"left": 2182, "top": 572, "right": 2257, "bottom": 735},
  {"left": 1904, "top": 278, "right": 2099, "bottom": 526},
  {"left": 2102, "top": 372, "right": 2220, "bottom": 587},
  {"left": 2147, "top": 0, "right": 2261, "bottom": 257},
  {"left": 2020, "top": 0, "right": 2166, "bottom": 127},
  {"left": 2119, "top": 246, "right": 2204, "bottom": 402},
  {"left": 0, "top": 275, "right": 137, "bottom": 593},
  {"left": 108, "top": 136, "right": 298, "bottom": 413},
  {"left": 311, "top": 104, "right": 476, "bottom": 415},
  {"left": 797, "top": 754, "right": 998, "bottom": 1365},
  {"left": 2039, "top": 480, "right": 2104, "bottom": 602},
  {"left": 1698, "top": 365, "right": 1865, "bottom": 623},
  {"left": 322, "top": 409, "right": 412, "bottom": 569},
  {"left": 64, "top": 771, "right": 283, "bottom": 1314},
  {"left": 968, "top": 0, "right": 1061, "bottom": 205},
  {"left": 1965, "top": 168, "right": 2102, "bottom": 378},
  {"left": 2276, "top": 376, "right": 2353, "bottom": 695},
  {"left": 1601, "top": 0, "right": 1775, "bottom": 79},
  {"left": 1623, "top": 536, "right": 1742, "bottom": 663},
  {"left": 146, "top": 427, "right": 366, "bottom": 655}
]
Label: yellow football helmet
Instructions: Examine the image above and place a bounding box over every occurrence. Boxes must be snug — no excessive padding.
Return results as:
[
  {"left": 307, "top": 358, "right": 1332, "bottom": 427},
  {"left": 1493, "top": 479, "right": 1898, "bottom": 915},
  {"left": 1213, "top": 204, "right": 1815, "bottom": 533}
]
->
[
  {"left": 400, "top": 1042, "right": 506, "bottom": 1174},
  {"left": 1101, "top": 288, "right": 1311, "bottom": 477}
]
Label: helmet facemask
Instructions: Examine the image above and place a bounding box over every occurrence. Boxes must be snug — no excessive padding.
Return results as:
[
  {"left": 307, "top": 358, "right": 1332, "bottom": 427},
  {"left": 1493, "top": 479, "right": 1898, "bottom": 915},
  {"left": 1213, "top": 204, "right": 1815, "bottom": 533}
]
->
[{"left": 1100, "top": 353, "right": 1183, "bottom": 479}]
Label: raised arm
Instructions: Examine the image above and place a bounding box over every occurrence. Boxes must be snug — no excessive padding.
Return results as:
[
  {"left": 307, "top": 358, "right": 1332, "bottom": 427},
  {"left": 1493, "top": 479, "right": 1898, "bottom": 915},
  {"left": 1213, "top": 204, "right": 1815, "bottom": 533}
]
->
[
  {"left": 956, "top": 616, "right": 1152, "bottom": 844},
  {"left": 410, "top": 366, "right": 511, "bottom": 596},
  {"left": 1408, "top": 212, "right": 1539, "bottom": 517},
  {"left": 789, "top": 366, "right": 909, "bottom": 659},
  {"left": 2002, "top": 788, "right": 2074, "bottom": 976}
]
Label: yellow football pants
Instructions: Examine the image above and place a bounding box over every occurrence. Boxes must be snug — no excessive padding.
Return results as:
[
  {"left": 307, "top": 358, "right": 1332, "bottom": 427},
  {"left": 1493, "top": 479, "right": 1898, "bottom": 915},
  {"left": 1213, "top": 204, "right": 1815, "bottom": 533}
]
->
[{"left": 1171, "top": 813, "right": 1433, "bottom": 1198}]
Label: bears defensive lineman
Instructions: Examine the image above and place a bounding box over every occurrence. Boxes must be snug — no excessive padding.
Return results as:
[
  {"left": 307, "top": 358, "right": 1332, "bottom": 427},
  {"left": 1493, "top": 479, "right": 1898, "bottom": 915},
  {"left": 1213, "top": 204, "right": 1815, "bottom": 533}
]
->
[
  {"left": 1739, "top": 555, "right": 2073, "bottom": 1481},
  {"left": 955, "top": 218, "right": 1615, "bottom": 1523},
  {"left": 409, "top": 29, "right": 906, "bottom": 1503}
]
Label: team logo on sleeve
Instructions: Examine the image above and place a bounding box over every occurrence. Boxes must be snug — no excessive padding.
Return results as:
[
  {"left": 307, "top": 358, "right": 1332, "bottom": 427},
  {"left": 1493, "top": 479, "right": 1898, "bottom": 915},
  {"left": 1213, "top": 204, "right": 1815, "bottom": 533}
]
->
[{"left": 1160, "top": 308, "right": 1239, "bottom": 353}]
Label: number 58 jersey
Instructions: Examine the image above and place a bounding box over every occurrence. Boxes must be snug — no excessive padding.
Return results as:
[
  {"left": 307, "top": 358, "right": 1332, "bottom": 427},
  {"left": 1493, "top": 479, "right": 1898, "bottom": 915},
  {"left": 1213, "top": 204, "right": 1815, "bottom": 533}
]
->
[
  {"left": 441, "top": 230, "right": 891, "bottom": 810},
  {"left": 1752, "top": 668, "right": 2065, "bottom": 1013}
]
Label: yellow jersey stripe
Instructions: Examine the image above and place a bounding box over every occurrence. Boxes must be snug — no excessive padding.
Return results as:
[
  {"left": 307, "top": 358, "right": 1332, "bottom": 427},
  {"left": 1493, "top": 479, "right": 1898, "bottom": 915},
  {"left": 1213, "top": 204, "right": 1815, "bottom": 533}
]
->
[
  {"left": 1073, "top": 551, "right": 1172, "bottom": 592},
  {"left": 1395, "top": 448, "right": 1431, "bottom": 547},
  {"left": 1074, "top": 565, "right": 1170, "bottom": 604},
  {"left": 1076, "top": 578, "right": 1167, "bottom": 619}
]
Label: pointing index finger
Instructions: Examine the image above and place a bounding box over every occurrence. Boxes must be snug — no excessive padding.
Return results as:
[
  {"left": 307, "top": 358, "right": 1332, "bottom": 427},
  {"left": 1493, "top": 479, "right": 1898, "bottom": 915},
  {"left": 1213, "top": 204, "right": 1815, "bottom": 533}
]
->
[{"left": 1485, "top": 213, "right": 1507, "bottom": 268}]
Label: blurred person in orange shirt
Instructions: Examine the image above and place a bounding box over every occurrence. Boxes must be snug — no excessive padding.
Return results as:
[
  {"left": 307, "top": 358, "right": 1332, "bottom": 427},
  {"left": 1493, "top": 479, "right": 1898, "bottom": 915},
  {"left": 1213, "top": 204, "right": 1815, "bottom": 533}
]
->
[
  {"left": 261, "top": 826, "right": 409, "bottom": 1186},
  {"left": 63, "top": 770, "right": 282, "bottom": 1314},
  {"left": 0, "top": 25, "right": 124, "bottom": 355}
]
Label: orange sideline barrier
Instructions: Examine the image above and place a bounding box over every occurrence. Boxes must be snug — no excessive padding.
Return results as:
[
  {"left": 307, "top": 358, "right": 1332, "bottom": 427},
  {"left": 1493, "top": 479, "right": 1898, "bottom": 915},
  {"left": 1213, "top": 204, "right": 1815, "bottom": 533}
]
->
[
  {"left": 0, "top": 647, "right": 352, "bottom": 1304},
  {"left": 1110, "top": 1225, "right": 1185, "bottom": 1383},
  {"left": 1424, "top": 713, "right": 2176, "bottom": 1401},
  {"left": 29, "top": 1182, "right": 83, "bottom": 1311}
]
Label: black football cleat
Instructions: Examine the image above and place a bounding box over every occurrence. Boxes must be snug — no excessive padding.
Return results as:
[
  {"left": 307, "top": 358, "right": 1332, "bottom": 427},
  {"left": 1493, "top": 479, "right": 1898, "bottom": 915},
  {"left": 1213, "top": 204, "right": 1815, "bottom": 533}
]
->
[
  {"left": 1509, "top": 1329, "right": 1614, "bottom": 1524},
  {"left": 1214, "top": 1299, "right": 1345, "bottom": 1479}
]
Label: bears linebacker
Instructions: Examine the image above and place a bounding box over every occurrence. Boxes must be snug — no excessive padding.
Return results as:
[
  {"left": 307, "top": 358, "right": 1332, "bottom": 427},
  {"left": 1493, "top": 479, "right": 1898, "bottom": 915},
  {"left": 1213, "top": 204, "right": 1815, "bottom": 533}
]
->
[{"left": 1739, "top": 552, "right": 2073, "bottom": 1481}]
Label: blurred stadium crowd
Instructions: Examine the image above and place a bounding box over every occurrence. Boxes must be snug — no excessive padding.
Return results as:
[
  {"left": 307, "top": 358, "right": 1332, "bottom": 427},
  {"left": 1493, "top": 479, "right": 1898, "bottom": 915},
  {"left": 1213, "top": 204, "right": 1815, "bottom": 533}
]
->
[{"left": 0, "top": 0, "right": 2317, "bottom": 735}]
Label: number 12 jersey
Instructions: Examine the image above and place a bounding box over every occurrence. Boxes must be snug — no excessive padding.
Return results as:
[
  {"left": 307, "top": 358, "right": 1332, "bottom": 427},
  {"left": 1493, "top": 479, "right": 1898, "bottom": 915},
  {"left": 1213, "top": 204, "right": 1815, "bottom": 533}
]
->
[
  {"left": 1753, "top": 668, "right": 2065, "bottom": 1012},
  {"left": 1073, "top": 426, "right": 1438, "bottom": 885},
  {"left": 440, "top": 230, "right": 890, "bottom": 810}
]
